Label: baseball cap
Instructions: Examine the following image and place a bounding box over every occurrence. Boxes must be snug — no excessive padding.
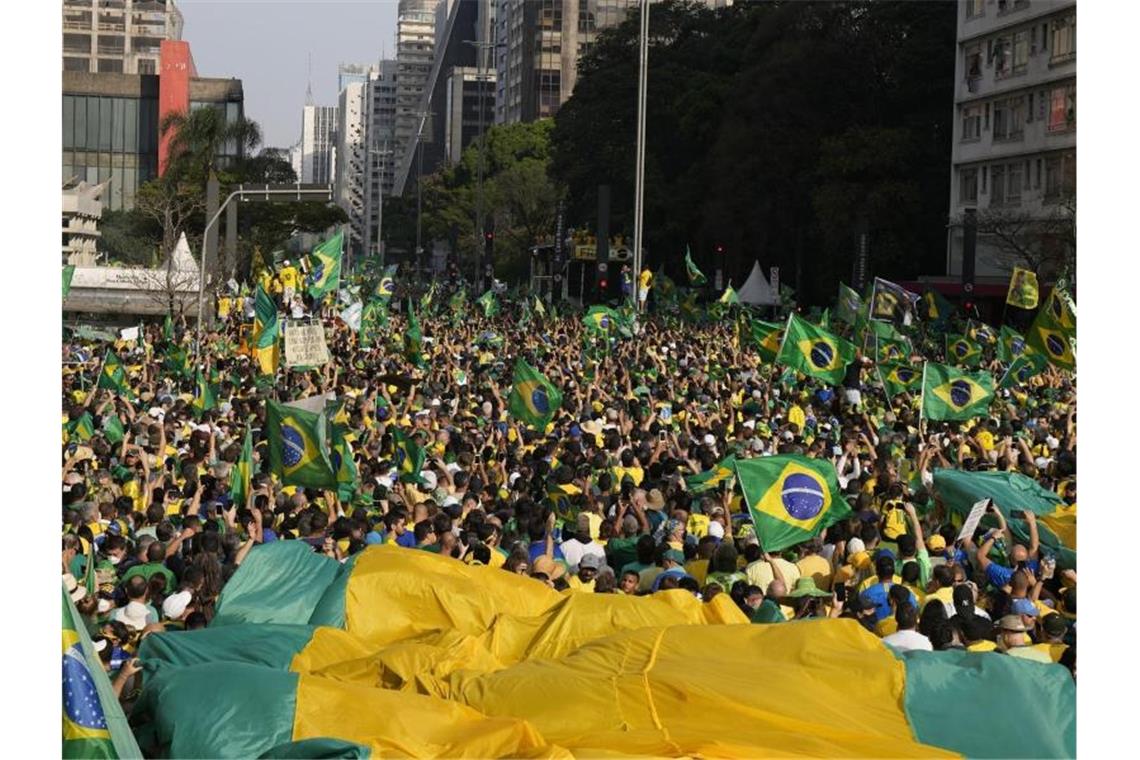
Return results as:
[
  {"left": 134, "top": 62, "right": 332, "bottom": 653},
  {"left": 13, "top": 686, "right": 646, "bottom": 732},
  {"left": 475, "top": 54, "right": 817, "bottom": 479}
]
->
[
  {"left": 927, "top": 535, "right": 947, "bottom": 552},
  {"left": 579, "top": 554, "right": 602, "bottom": 571},
  {"left": 162, "top": 590, "right": 193, "bottom": 620},
  {"left": 1010, "top": 598, "right": 1039, "bottom": 618}
]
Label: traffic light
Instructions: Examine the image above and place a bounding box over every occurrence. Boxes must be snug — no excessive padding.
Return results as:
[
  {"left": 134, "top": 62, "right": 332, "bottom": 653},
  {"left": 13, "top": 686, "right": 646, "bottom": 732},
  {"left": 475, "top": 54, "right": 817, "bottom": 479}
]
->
[
  {"left": 597, "top": 261, "right": 610, "bottom": 297},
  {"left": 715, "top": 243, "right": 725, "bottom": 255},
  {"left": 484, "top": 230, "right": 494, "bottom": 256}
]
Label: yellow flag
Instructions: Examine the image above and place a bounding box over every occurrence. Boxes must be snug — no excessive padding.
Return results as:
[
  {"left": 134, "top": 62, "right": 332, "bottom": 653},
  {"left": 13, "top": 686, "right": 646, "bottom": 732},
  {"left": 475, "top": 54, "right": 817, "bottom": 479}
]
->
[{"left": 1006, "top": 267, "right": 1039, "bottom": 309}]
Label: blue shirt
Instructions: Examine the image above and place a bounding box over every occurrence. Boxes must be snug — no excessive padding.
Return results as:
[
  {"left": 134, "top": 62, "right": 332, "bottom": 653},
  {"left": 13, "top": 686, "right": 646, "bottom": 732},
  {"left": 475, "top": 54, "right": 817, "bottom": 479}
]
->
[
  {"left": 396, "top": 532, "right": 417, "bottom": 549},
  {"left": 261, "top": 528, "right": 278, "bottom": 544},
  {"left": 860, "top": 583, "right": 918, "bottom": 623},
  {"left": 985, "top": 559, "right": 1039, "bottom": 589},
  {"left": 528, "top": 541, "right": 565, "bottom": 563}
]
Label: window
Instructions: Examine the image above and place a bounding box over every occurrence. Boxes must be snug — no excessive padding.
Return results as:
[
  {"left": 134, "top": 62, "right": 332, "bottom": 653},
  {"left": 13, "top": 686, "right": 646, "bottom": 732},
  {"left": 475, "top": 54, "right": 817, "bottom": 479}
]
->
[
  {"left": 138, "top": 58, "right": 155, "bottom": 74},
  {"left": 991, "top": 165, "right": 1005, "bottom": 205},
  {"left": 1012, "top": 31, "right": 1029, "bottom": 73},
  {"left": 1051, "top": 15, "right": 1075, "bottom": 63},
  {"left": 990, "top": 163, "right": 1022, "bottom": 207},
  {"left": 1045, "top": 152, "right": 1076, "bottom": 200},
  {"left": 960, "top": 168, "right": 978, "bottom": 204},
  {"left": 1048, "top": 84, "right": 1076, "bottom": 132},
  {"left": 1035, "top": 159, "right": 1042, "bottom": 189},
  {"left": 993, "top": 97, "right": 1025, "bottom": 141},
  {"left": 63, "top": 96, "right": 75, "bottom": 149},
  {"left": 992, "top": 37, "right": 1011, "bottom": 78},
  {"left": 981, "top": 165, "right": 987, "bottom": 193},
  {"left": 1007, "top": 163, "right": 1022, "bottom": 204},
  {"left": 965, "top": 44, "right": 982, "bottom": 81},
  {"left": 966, "top": 0, "right": 984, "bottom": 19},
  {"left": 961, "top": 105, "right": 982, "bottom": 141}
]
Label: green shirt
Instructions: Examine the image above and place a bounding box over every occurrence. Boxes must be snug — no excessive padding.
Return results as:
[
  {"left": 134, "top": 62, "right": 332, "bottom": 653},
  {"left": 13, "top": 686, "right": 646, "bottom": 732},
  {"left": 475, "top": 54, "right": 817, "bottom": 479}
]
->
[
  {"left": 750, "top": 598, "right": 786, "bottom": 624},
  {"left": 606, "top": 536, "right": 640, "bottom": 571},
  {"left": 119, "top": 562, "right": 176, "bottom": 595}
]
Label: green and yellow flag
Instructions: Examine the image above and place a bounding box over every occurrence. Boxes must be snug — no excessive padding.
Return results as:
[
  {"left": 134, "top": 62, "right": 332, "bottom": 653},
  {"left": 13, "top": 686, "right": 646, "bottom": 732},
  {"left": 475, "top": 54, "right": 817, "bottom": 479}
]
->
[
  {"left": 1006, "top": 267, "right": 1039, "bottom": 309},
  {"left": 507, "top": 358, "right": 563, "bottom": 430},
  {"left": 393, "top": 428, "right": 426, "bottom": 485},
  {"left": 403, "top": 298, "right": 423, "bottom": 365},
  {"left": 359, "top": 299, "right": 386, "bottom": 349},
  {"left": 533, "top": 296, "right": 546, "bottom": 318},
  {"left": 229, "top": 429, "right": 253, "bottom": 509},
  {"left": 967, "top": 320, "right": 998, "bottom": 346},
  {"left": 476, "top": 290, "right": 500, "bottom": 317},
  {"left": 748, "top": 318, "right": 784, "bottom": 362},
  {"left": 684, "top": 246, "right": 707, "bottom": 286},
  {"left": 1025, "top": 286, "right": 1076, "bottom": 370},
  {"left": 718, "top": 285, "right": 740, "bottom": 305},
  {"left": 101, "top": 413, "right": 125, "bottom": 446},
  {"left": 875, "top": 335, "right": 911, "bottom": 364},
  {"left": 97, "top": 351, "right": 132, "bottom": 397},
  {"left": 253, "top": 283, "right": 280, "bottom": 376},
  {"left": 919, "top": 288, "right": 953, "bottom": 325},
  {"left": 878, "top": 361, "right": 923, "bottom": 399},
  {"left": 163, "top": 313, "right": 174, "bottom": 342},
  {"left": 921, "top": 362, "right": 994, "bottom": 421},
  {"left": 449, "top": 287, "right": 467, "bottom": 315},
  {"left": 735, "top": 455, "right": 850, "bottom": 553},
  {"left": 583, "top": 305, "right": 624, "bottom": 333},
  {"left": 999, "top": 352, "right": 1049, "bottom": 389},
  {"left": 420, "top": 282, "right": 437, "bottom": 313},
  {"left": 376, "top": 264, "right": 397, "bottom": 302},
  {"left": 776, "top": 314, "right": 857, "bottom": 385},
  {"left": 63, "top": 586, "right": 142, "bottom": 759},
  {"left": 306, "top": 230, "right": 344, "bottom": 300},
  {"left": 329, "top": 417, "right": 359, "bottom": 501},
  {"left": 67, "top": 413, "right": 95, "bottom": 443},
  {"left": 835, "top": 283, "right": 863, "bottom": 325},
  {"left": 685, "top": 455, "right": 737, "bottom": 494},
  {"left": 945, "top": 334, "right": 983, "bottom": 367},
  {"left": 63, "top": 265, "right": 76, "bottom": 298},
  {"left": 266, "top": 400, "right": 336, "bottom": 489},
  {"left": 192, "top": 368, "right": 217, "bottom": 418},
  {"left": 997, "top": 325, "right": 1030, "bottom": 364}
]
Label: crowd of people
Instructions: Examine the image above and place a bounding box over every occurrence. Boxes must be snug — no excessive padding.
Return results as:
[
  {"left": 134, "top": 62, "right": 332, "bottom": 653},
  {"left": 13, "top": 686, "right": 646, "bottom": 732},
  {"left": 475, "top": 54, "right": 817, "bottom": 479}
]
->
[{"left": 61, "top": 265, "right": 1077, "bottom": 713}]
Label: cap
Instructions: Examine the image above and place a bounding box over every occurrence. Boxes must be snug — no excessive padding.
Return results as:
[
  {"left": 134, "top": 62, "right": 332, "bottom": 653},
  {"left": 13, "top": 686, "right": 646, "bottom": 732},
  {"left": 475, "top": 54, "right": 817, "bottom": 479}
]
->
[
  {"left": 1010, "top": 598, "right": 1039, "bottom": 618},
  {"left": 579, "top": 554, "right": 602, "bottom": 571},
  {"left": 927, "top": 535, "right": 947, "bottom": 552},
  {"left": 997, "top": 614, "right": 1029, "bottom": 633},
  {"left": 162, "top": 590, "right": 193, "bottom": 620},
  {"left": 663, "top": 549, "right": 685, "bottom": 565}
]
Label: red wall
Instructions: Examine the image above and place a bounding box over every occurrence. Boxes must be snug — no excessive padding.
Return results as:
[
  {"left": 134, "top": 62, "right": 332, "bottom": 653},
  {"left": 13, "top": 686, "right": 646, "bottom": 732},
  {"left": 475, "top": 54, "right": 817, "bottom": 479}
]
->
[{"left": 158, "top": 40, "right": 197, "bottom": 176}]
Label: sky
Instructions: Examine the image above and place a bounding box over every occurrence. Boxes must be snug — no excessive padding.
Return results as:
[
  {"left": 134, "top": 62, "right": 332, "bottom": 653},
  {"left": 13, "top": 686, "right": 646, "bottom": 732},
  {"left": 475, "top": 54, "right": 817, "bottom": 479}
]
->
[{"left": 178, "top": 0, "right": 400, "bottom": 148}]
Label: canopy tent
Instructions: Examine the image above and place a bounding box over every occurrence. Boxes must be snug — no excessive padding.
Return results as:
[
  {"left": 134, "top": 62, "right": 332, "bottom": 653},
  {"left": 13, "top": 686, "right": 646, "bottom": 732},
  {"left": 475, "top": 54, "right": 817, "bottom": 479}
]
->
[{"left": 737, "top": 261, "right": 779, "bottom": 306}]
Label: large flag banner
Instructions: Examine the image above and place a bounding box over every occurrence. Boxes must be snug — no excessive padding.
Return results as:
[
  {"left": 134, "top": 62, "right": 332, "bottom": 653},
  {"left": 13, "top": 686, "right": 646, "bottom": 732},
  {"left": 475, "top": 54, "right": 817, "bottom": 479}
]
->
[
  {"left": 748, "top": 319, "right": 783, "bottom": 362},
  {"left": 1026, "top": 286, "right": 1076, "bottom": 370},
  {"left": 63, "top": 265, "right": 76, "bottom": 298},
  {"left": 507, "top": 358, "right": 563, "bottom": 430},
  {"left": 392, "top": 428, "right": 426, "bottom": 484},
  {"left": 835, "top": 283, "right": 863, "bottom": 325},
  {"left": 229, "top": 429, "right": 253, "bottom": 508},
  {"left": 307, "top": 230, "right": 344, "bottom": 300},
  {"left": 869, "top": 277, "right": 919, "bottom": 325},
  {"left": 1006, "top": 267, "right": 1040, "bottom": 309},
  {"left": 921, "top": 362, "right": 994, "bottom": 421},
  {"left": 266, "top": 400, "right": 336, "bottom": 489},
  {"left": 776, "top": 314, "right": 857, "bottom": 385},
  {"left": 97, "top": 350, "right": 132, "bottom": 397},
  {"left": 684, "top": 246, "right": 707, "bottom": 286},
  {"left": 63, "top": 585, "right": 142, "bottom": 759},
  {"left": 735, "top": 455, "right": 851, "bottom": 553},
  {"left": 253, "top": 283, "right": 280, "bottom": 376},
  {"left": 685, "top": 455, "right": 737, "bottom": 494},
  {"left": 997, "top": 325, "right": 1029, "bottom": 364},
  {"left": 878, "top": 361, "right": 923, "bottom": 399},
  {"left": 945, "top": 334, "right": 983, "bottom": 367}
]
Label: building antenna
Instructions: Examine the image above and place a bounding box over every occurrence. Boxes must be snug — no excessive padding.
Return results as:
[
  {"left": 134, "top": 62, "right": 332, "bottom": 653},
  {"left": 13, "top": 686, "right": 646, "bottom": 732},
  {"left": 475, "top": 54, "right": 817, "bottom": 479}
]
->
[{"left": 305, "top": 51, "right": 314, "bottom": 106}]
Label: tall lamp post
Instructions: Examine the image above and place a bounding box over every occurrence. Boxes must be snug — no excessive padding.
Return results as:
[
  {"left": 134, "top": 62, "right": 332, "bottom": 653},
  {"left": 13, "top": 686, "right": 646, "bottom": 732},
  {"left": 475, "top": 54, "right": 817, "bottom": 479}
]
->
[
  {"left": 368, "top": 139, "right": 392, "bottom": 267},
  {"left": 631, "top": 0, "right": 650, "bottom": 312},
  {"left": 464, "top": 39, "right": 505, "bottom": 291},
  {"left": 412, "top": 110, "right": 431, "bottom": 279}
]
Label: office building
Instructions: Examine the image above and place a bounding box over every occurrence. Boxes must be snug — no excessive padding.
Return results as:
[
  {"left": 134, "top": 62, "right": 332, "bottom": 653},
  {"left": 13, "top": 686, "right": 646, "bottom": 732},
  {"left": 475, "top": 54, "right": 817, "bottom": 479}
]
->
[
  {"left": 62, "top": 40, "right": 245, "bottom": 211},
  {"left": 338, "top": 62, "right": 377, "bottom": 93},
  {"left": 363, "top": 60, "right": 400, "bottom": 258},
  {"left": 946, "top": 0, "right": 1076, "bottom": 280},
  {"left": 335, "top": 82, "right": 368, "bottom": 258},
  {"left": 393, "top": 0, "right": 440, "bottom": 197},
  {"left": 62, "top": 0, "right": 184, "bottom": 75},
  {"left": 62, "top": 180, "right": 107, "bottom": 266},
  {"left": 300, "top": 104, "right": 338, "bottom": 184}
]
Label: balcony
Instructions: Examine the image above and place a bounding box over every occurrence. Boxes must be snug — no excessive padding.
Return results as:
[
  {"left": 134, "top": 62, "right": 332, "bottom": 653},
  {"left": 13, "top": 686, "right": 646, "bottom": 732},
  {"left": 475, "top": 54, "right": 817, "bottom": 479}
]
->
[
  {"left": 64, "top": 44, "right": 92, "bottom": 55},
  {"left": 63, "top": 19, "right": 91, "bottom": 31},
  {"left": 98, "top": 22, "right": 125, "bottom": 32},
  {"left": 97, "top": 45, "right": 125, "bottom": 57}
]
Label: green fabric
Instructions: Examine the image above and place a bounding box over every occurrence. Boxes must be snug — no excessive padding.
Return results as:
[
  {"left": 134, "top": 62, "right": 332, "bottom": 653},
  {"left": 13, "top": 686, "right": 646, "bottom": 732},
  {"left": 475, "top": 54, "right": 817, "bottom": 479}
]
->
[
  {"left": 899, "top": 650, "right": 1075, "bottom": 759},
  {"left": 684, "top": 246, "right": 707, "bottom": 286},
  {"left": 230, "top": 429, "right": 253, "bottom": 508},
  {"left": 63, "top": 265, "right": 76, "bottom": 297},
  {"left": 97, "top": 350, "right": 132, "bottom": 396},
  {"left": 684, "top": 455, "right": 736, "bottom": 494},
  {"left": 776, "top": 314, "right": 857, "bottom": 385},
  {"left": 747, "top": 319, "right": 783, "bottom": 362},
  {"left": 260, "top": 738, "right": 371, "bottom": 758},
  {"left": 507, "top": 358, "right": 563, "bottom": 430},
  {"left": 749, "top": 598, "right": 786, "bottom": 624},
  {"left": 834, "top": 283, "right": 863, "bottom": 325},
  {"left": 308, "top": 553, "right": 361, "bottom": 628},
  {"left": 266, "top": 400, "right": 337, "bottom": 489},
  {"left": 119, "top": 563, "right": 176, "bottom": 595},
  {"left": 921, "top": 363, "right": 994, "bottom": 421},
  {"left": 213, "top": 542, "right": 342, "bottom": 627},
  {"left": 139, "top": 623, "right": 315, "bottom": 671},
  {"left": 133, "top": 662, "right": 298, "bottom": 758}
]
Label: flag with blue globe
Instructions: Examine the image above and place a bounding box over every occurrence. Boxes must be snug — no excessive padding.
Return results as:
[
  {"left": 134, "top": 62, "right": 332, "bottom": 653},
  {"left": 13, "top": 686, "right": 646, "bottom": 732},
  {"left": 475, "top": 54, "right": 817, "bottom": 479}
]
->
[
  {"left": 735, "top": 455, "right": 850, "bottom": 553},
  {"left": 508, "top": 358, "right": 563, "bottom": 430}
]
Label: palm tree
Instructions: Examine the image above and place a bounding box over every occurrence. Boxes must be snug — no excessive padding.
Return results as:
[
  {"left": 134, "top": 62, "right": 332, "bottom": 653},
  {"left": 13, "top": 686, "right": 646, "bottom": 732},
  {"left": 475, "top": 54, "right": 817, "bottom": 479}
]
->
[{"left": 160, "top": 106, "right": 262, "bottom": 182}]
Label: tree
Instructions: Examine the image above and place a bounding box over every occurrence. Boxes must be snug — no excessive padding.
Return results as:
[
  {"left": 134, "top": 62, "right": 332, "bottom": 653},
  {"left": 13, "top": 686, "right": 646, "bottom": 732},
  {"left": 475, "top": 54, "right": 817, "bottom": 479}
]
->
[
  {"left": 160, "top": 106, "right": 262, "bottom": 184},
  {"left": 133, "top": 174, "right": 206, "bottom": 267},
  {"left": 100, "top": 208, "right": 163, "bottom": 267},
  {"left": 959, "top": 198, "right": 1075, "bottom": 280}
]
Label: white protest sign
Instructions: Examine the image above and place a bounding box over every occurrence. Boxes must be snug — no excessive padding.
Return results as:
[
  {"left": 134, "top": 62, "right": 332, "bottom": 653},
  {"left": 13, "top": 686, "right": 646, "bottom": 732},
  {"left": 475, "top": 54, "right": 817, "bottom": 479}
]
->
[
  {"left": 340, "top": 302, "right": 363, "bottom": 332},
  {"left": 956, "top": 498, "right": 990, "bottom": 544},
  {"left": 283, "top": 321, "right": 330, "bottom": 367},
  {"left": 119, "top": 326, "right": 140, "bottom": 341}
]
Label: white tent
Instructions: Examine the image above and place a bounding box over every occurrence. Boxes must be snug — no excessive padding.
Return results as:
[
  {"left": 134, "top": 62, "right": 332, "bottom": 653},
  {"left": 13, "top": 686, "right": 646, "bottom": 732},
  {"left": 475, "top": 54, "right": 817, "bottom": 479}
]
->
[{"left": 737, "top": 261, "right": 779, "bottom": 306}]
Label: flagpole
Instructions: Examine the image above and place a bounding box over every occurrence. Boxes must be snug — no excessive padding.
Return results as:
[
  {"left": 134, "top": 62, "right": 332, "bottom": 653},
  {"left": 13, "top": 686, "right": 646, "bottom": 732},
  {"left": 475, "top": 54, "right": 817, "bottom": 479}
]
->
[
  {"left": 877, "top": 365, "right": 896, "bottom": 417},
  {"left": 918, "top": 360, "right": 928, "bottom": 440},
  {"left": 775, "top": 312, "right": 794, "bottom": 362}
]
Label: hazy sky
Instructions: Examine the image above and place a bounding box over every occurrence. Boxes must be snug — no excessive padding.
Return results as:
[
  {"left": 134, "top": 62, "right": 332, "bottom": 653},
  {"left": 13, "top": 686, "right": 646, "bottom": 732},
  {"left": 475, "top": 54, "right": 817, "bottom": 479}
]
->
[{"left": 178, "top": 1, "right": 400, "bottom": 148}]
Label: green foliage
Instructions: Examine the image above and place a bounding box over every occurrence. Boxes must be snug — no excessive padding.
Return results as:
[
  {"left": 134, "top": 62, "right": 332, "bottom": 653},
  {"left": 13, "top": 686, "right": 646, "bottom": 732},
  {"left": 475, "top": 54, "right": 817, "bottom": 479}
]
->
[
  {"left": 549, "top": 0, "right": 956, "bottom": 306},
  {"left": 100, "top": 208, "right": 163, "bottom": 266}
]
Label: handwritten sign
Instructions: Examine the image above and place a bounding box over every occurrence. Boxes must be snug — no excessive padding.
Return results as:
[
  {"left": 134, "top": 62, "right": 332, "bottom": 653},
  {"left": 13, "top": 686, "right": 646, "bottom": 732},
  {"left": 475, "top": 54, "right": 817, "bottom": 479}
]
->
[
  {"left": 283, "top": 322, "right": 330, "bottom": 367},
  {"left": 956, "top": 498, "right": 990, "bottom": 544}
]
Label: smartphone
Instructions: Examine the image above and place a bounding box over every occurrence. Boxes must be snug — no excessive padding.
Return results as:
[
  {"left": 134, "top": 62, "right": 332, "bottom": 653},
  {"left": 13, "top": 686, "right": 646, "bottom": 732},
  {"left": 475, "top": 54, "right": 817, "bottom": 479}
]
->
[
  {"left": 659, "top": 430, "right": 668, "bottom": 440},
  {"left": 834, "top": 584, "right": 847, "bottom": 603}
]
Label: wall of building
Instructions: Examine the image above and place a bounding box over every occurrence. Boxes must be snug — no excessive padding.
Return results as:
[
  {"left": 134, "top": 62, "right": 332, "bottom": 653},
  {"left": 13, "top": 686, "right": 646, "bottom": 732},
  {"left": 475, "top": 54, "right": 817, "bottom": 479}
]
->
[
  {"left": 335, "top": 82, "right": 368, "bottom": 257},
  {"left": 62, "top": 0, "right": 184, "bottom": 75},
  {"left": 364, "top": 60, "right": 400, "bottom": 258},
  {"left": 301, "top": 105, "right": 338, "bottom": 184},
  {"left": 393, "top": 0, "right": 439, "bottom": 196}
]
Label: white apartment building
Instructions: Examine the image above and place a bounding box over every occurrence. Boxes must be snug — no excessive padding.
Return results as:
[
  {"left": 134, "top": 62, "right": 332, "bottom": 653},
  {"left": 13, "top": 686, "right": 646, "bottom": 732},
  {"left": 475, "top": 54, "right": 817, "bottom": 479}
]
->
[
  {"left": 392, "top": 0, "right": 440, "bottom": 197},
  {"left": 300, "top": 104, "right": 338, "bottom": 185},
  {"left": 62, "top": 0, "right": 183, "bottom": 75},
  {"left": 364, "top": 61, "right": 400, "bottom": 258},
  {"left": 335, "top": 82, "right": 369, "bottom": 258},
  {"left": 946, "top": 0, "right": 1076, "bottom": 279}
]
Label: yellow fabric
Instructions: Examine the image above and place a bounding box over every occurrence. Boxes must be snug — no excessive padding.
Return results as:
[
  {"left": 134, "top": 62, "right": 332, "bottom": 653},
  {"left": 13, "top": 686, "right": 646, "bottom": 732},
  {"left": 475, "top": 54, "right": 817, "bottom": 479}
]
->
[
  {"left": 288, "top": 547, "right": 957, "bottom": 758},
  {"left": 787, "top": 405, "right": 806, "bottom": 432},
  {"left": 968, "top": 640, "right": 998, "bottom": 653},
  {"left": 1041, "top": 508, "right": 1076, "bottom": 551}
]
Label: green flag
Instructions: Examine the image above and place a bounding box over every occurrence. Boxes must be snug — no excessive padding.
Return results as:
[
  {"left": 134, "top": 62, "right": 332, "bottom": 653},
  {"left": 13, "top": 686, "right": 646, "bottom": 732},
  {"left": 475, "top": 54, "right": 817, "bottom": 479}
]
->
[
  {"left": 101, "top": 413, "right": 125, "bottom": 446},
  {"left": 583, "top": 305, "right": 626, "bottom": 333},
  {"left": 999, "top": 352, "right": 1048, "bottom": 389},
  {"left": 945, "top": 334, "right": 984, "bottom": 367},
  {"left": 265, "top": 400, "right": 337, "bottom": 489},
  {"left": 921, "top": 362, "right": 994, "bottom": 421},
  {"left": 718, "top": 285, "right": 740, "bottom": 304},
  {"left": 359, "top": 299, "right": 386, "bottom": 349},
  {"left": 776, "top": 314, "right": 857, "bottom": 385},
  {"left": 163, "top": 313, "right": 174, "bottom": 342},
  {"left": 684, "top": 455, "right": 737, "bottom": 494},
  {"left": 192, "top": 368, "right": 217, "bottom": 418},
  {"left": 684, "top": 246, "right": 707, "bottom": 286},
  {"left": 449, "top": 287, "right": 467, "bottom": 314},
  {"left": 253, "top": 283, "right": 280, "bottom": 376},
  {"left": 919, "top": 288, "right": 954, "bottom": 324},
  {"left": 476, "top": 289, "right": 500, "bottom": 317},
  {"left": 67, "top": 413, "right": 95, "bottom": 443},
  {"left": 403, "top": 298, "right": 423, "bottom": 365},
  {"left": 420, "top": 282, "right": 437, "bottom": 312},
  {"left": 329, "top": 413, "right": 359, "bottom": 501},
  {"left": 835, "top": 283, "right": 863, "bottom": 325},
  {"left": 877, "top": 361, "right": 923, "bottom": 399},
  {"left": 507, "top": 358, "right": 563, "bottom": 430},
  {"left": 63, "top": 586, "right": 142, "bottom": 759},
  {"left": 1025, "top": 286, "right": 1076, "bottom": 370},
  {"left": 997, "top": 325, "right": 1030, "bottom": 364},
  {"left": 97, "top": 351, "right": 132, "bottom": 397},
  {"left": 735, "top": 455, "right": 851, "bottom": 553},
  {"left": 307, "top": 230, "right": 344, "bottom": 299},
  {"left": 747, "top": 318, "right": 784, "bottom": 362},
  {"left": 229, "top": 429, "right": 253, "bottom": 509},
  {"left": 875, "top": 335, "right": 912, "bottom": 364},
  {"left": 375, "top": 264, "right": 398, "bottom": 302},
  {"left": 393, "top": 428, "right": 426, "bottom": 484},
  {"left": 63, "top": 265, "right": 76, "bottom": 298}
]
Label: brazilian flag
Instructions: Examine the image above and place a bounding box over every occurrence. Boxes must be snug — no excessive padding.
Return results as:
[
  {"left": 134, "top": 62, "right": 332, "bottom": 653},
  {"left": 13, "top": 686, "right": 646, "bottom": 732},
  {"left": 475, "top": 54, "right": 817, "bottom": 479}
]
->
[
  {"left": 1006, "top": 267, "right": 1040, "bottom": 310},
  {"left": 393, "top": 428, "right": 426, "bottom": 485},
  {"left": 67, "top": 412, "right": 95, "bottom": 443},
  {"left": 253, "top": 283, "right": 280, "bottom": 376},
  {"left": 329, "top": 416, "right": 359, "bottom": 501},
  {"left": 101, "top": 413, "right": 125, "bottom": 446},
  {"left": 835, "top": 283, "right": 863, "bottom": 325},
  {"left": 967, "top": 320, "right": 998, "bottom": 346},
  {"left": 875, "top": 335, "right": 911, "bottom": 364},
  {"left": 476, "top": 290, "right": 500, "bottom": 317},
  {"left": 684, "top": 246, "right": 707, "bottom": 286},
  {"left": 583, "top": 305, "right": 623, "bottom": 333},
  {"left": 921, "top": 362, "right": 995, "bottom": 421},
  {"left": 376, "top": 264, "right": 397, "bottom": 302},
  {"left": 919, "top": 288, "right": 953, "bottom": 324},
  {"left": 776, "top": 314, "right": 856, "bottom": 385},
  {"left": 1025, "top": 286, "right": 1076, "bottom": 370},
  {"left": 420, "top": 282, "right": 437, "bottom": 313},
  {"left": 507, "top": 358, "right": 563, "bottom": 430},
  {"left": 359, "top": 299, "right": 387, "bottom": 349},
  {"left": 997, "top": 325, "right": 1030, "bottom": 364},
  {"left": 734, "top": 455, "right": 850, "bottom": 553},
  {"left": 192, "top": 368, "right": 217, "bottom": 418},
  {"left": 306, "top": 230, "right": 344, "bottom": 300},
  {"left": 685, "top": 455, "right": 737, "bottom": 494},
  {"left": 878, "top": 361, "right": 923, "bottom": 399},
  {"left": 718, "top": 285, "right": 740, "bottom": 305},
  {"left": 229, "top": 429, "right": 253, "bottom": 509},
  {"left": 98, "top": 350, "right": 132, "bottom": 397},
  {"left": 945, "top": 334, "right": 983, "bottom": 367},
  {"left": 999, "top": 352, "right": 1048, "bottom": 389},
  {"left": 266, "top": 400, "right": 336, "bottom": 489},
  {"left": 748, "top": 318, "right": 784, "bottom": 362},
  {"left": 870, "top": 277, "right": 918, "bottom": 325},
  {"left": 449, "top": 287, "right": 467, "bottom": 315}
]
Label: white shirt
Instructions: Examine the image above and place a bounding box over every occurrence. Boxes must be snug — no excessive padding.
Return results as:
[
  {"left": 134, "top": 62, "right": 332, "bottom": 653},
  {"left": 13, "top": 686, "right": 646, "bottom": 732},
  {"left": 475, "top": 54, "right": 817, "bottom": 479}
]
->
[
  {"left": 560, "top": 539, "right": 606, "bottom": 573},
  {"left": 883, "top": 629, "right": 933, "bottom": 652}
]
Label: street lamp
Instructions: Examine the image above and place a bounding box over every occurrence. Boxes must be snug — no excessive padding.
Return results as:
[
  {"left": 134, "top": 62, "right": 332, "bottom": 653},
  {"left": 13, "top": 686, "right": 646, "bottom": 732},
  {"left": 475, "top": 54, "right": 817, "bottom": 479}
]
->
[
  {"left": 464, "top": 39, "right": 505, "bottom": 291},
  {"left": 367, "top": 139, "right": 393, "bottom": 266},
  {"left": 631, "top": 0, "right": 650, "bottom": 312},
  {"left": 411, "top": 110, "right": 432, "bottom": 279}
]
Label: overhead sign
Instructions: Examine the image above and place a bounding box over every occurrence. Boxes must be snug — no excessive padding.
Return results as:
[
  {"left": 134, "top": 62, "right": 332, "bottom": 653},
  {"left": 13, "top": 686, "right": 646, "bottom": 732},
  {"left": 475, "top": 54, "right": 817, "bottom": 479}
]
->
[{"left": 283, "top": 321, "right": 330, "bottom": 367}]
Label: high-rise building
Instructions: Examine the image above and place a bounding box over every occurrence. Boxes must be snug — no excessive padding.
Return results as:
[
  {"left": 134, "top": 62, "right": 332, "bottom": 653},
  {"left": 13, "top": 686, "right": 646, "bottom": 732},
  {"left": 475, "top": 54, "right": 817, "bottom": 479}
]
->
[
  {"left": 445, "top": 67, "right": 498, "bottom": 165},
  {"left": 393, "top": 0, "right": 440, "bottom": 197},
  {"left": 338, "top": 62, "right": 377, "bottom": 93},
  {"left": 364, "top": 60, "right": 400, "bottom": 258},
  {"left": 62, "top": 0, "right": 184, "bottom": 75},
  {"left": 946, "top": 0, "right": 1076, "bottom": 279},
  {"left": 335, "top": 82, "right": 368, "bottom": 258},
  {"left": 300, "top": 104, "right": 338, "bottom": 184}
]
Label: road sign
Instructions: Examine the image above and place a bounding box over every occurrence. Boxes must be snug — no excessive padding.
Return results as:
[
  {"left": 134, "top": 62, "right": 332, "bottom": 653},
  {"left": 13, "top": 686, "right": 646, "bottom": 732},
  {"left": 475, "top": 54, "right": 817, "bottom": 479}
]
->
[{"left": 597, "top": 262, "right": 608, "bottom": 273}]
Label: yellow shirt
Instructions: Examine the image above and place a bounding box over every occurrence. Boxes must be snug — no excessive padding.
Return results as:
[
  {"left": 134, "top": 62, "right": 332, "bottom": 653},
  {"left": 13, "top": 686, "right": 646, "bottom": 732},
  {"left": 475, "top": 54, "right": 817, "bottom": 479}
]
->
[
  {"left": 639, "top": 269, "right": 653, "bottom": 289},
  {"left": 687, "top": 513, "right": 710, "bottom": 539},
  {"left": 787, "top": 405, "right": 806, "bottom": 432},
  {"left": 1032, "top": 643, "right": 1069, "bottom": 663},
  {"left": 976, "top": 430, "right": 995, "bottom": 452},
  {"left": 278, "top": 267, "right": 301, "bottom": 290},
  {"left": 566, "top": 575, "right": 596, "bottom": 593},
  {"left": 745, "top": 558, "right": 801, "bottom": 592},
  {"left": 967, "top": 640, "right": 998, "bottom": 653},
  {"left": 796, "top": 554, "right": 833, "bottom": 592}
]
